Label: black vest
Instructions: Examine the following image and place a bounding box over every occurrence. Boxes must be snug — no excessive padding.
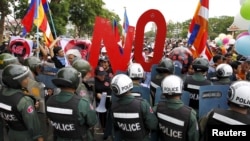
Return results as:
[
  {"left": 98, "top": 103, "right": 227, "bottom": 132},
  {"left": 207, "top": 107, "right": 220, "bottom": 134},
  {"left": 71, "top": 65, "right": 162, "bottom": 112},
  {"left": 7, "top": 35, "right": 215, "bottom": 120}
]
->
[
  {"left": 0, "top": 92, "right": 27, "bottom": 131},
  {"left": 46, "top": 94, "right": 86, "bottom": 139},
  {"left": 203, "top": 109, "right": 250, "bottom": 140},
  {"left": 184, "top": 75, "right": 211, "bottom": 110},
  {"left": 112, "top": 98, "right": 147, "bottom": 141},
  {"left": 156, "top": 101, "right": 191, "bottom": 141},
  {"left": 207, "top": 108, "right": 250, "bottom": 125}
]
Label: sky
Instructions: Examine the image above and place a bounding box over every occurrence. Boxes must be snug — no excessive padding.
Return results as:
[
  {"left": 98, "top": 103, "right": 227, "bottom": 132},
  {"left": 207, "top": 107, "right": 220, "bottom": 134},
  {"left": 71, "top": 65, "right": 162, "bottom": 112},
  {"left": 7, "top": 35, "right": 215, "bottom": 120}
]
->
[{"left": 102, "top": 0, "right": 241, "bottom": 28}]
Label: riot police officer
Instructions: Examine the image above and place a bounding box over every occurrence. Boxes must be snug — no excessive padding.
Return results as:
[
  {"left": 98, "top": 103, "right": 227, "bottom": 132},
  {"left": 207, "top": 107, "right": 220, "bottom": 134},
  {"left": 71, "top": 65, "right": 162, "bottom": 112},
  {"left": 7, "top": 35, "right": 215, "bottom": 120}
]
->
[
  {"left": 0, "top": 53, "right": 21, "bottom": 141},
  {"left": 150, "top": 58, "right": 174, "bottom": 106},
  {"left": 199, "top": 80, "right": 250, "bottom": 141},
  {"left": 127, "top": 62, "right": 150, "bottom": 103},
  {"left": 0, "top": 64, "right": 44, "bottom": 141},
  {"left": 183, "top": 57, "right": 212, "bottom": 117},
  {"left": 46, "top": 67, "right": 98, "bottom": 141},
  {"left": 155, "top": 75, "right": 199, "bottom": 141},
  {"left": 213, "top": 63, "right": 233, "bottom": 85},
  {"left": 111, "top": 74, "right": 158, "bottom": 141},
  {"left": 72, "top": 59, "right": 94, "bottom": 102},
  {"left": 23, "top": 56, "right": 52, "bottom": 141}
]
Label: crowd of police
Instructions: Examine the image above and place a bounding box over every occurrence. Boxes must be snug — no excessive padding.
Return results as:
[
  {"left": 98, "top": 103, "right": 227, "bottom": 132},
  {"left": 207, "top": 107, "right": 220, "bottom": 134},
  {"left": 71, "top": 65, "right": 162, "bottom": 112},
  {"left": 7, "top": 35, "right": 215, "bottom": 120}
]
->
[{"left": 0, "top": 36, "right": 250, "bottom": 141}]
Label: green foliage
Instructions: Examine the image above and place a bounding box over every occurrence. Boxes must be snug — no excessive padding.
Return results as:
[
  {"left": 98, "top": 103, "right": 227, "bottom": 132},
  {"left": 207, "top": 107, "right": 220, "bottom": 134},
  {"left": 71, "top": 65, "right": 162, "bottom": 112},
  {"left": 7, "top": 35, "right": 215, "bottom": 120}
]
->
[{"left": 49, "top": 0, "right": 70, "bottom": 37}]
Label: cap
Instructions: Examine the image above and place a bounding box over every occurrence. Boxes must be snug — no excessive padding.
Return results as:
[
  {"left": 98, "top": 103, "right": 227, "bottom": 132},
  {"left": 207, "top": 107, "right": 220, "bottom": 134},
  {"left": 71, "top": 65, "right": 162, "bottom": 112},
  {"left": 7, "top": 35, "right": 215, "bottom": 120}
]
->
[
  {"left": 101, "top": 47, "right": 107, "bottom": 53},
  {"left": 95, "top": 66, "right": 107, "bottom": 76}
]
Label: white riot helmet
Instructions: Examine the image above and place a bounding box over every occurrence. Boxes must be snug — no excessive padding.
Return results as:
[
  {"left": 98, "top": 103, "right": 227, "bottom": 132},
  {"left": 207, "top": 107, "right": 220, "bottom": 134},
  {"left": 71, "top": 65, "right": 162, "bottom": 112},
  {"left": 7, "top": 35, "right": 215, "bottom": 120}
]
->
[
  {"left": 111, "top": 74, "right": 133, "bottom": 96},
  {"left": 127, "top": 63, "right": 144, "bottom": 79},
  {"left": 216, "top": 63, "right": 233, "bottom": 78},
  {"left": 161, "top": 75, "right": 183, "bottom": 95},
  {"left": 228, "top": 80, "right": 250, "bottom": 108}
]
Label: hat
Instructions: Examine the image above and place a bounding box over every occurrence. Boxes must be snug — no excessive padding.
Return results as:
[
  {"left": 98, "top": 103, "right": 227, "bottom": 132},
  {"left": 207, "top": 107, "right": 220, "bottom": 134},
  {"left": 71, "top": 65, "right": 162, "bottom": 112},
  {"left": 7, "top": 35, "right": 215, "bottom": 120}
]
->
[
  {"left": 95, "top": 66, "right": 107, "bottom": 76},
  {"left": 101, "top": 47, "right": 107, "bottom": 53},
  {"left": 99, "top": 56, "right": 109, "bottom": 62},
  {"left": 65, "top": 49, "right": 82, "bottom": 58}
]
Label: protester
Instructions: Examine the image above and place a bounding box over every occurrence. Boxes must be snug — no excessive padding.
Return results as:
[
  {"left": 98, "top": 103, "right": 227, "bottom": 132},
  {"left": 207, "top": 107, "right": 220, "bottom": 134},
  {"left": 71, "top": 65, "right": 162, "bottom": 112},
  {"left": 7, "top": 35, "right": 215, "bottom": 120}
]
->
[{"left": 65, "top": 48, "right": 82, "bottom": 66}]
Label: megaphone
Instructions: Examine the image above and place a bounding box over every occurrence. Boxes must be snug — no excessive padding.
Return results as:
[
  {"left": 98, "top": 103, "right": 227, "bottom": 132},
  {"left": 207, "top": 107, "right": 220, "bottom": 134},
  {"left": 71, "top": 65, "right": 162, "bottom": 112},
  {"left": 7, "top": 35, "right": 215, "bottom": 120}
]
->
[{"left": 96, "top": 92, "right": 107, "bottom": 113}]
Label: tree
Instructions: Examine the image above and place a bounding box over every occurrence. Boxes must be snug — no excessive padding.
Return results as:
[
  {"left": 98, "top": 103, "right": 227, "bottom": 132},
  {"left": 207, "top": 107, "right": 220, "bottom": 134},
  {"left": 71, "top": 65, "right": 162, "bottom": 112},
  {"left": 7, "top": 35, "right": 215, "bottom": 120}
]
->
[
  {"left": 0, "top": 0, "right": 11, "bottom": 43},
  {"left": 69, "top": 0, "right": 105, "bottom": 37}
]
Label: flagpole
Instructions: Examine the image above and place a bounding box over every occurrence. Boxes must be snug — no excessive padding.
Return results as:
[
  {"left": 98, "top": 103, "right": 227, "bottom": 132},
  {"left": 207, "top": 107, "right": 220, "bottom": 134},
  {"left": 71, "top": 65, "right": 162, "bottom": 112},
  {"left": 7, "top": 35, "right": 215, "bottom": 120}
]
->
[
  {"left": 36, "top": 0, "right": 40, "bottom": 58},
  {"left": 46, "top": 0, "right": 57, "bottom": 38}
]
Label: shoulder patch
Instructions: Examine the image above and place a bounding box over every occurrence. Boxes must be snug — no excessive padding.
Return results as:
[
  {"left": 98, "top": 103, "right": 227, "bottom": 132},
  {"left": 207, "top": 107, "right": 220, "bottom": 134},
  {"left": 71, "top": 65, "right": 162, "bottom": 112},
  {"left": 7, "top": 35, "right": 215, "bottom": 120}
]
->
[{"left": 27, "top": 105, "right": 34, "bottom": 113}]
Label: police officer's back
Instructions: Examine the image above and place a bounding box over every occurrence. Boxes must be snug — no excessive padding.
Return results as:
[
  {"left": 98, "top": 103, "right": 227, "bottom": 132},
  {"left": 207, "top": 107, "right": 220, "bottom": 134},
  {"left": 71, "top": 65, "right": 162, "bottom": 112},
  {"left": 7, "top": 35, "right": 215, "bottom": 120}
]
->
[
  {"left": 199, "top": 80, "right": 250, "bottom": 141},
  {"left": 155, "top": 75, "right": 199, "bottom": 141},
  {"left": 72, "top": 59, "right": 94, "bottom": 102},
  {"left": 0, "top": 53, "right": 20, "bottom": 141},
  {"left": 150, "top": 58, "right": 174, "bottom": 106},
  {"left": 183, "top": 57, "right": 212, "bottom": 114},
  {"left": 0, "top": 64, "right": 44, "bottom": 141},
  {"left": 212, "top": 63, "right": 233, "bottom": 85},
  {"left": 127, "top": 63, "right": 151, "bottom": 103},
  {"left": 110, "top": 74, "right": 158, "bottom": 141},
  {"left": 46, "top": 67, "right": 98, "bottom": 141}
]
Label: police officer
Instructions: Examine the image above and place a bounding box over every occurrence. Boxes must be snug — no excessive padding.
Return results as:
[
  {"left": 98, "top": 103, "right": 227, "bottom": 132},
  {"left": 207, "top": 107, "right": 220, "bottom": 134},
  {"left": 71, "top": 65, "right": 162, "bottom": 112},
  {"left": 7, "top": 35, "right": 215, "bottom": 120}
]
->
[
  {"left": 212, "top": 63, "right": 233, "bottom": 85},
  {"left": 23, "top": 56, "right": 52, "bottom": 141},
  {"left": 199, "top": 80, "right": 250, "bottom": 141},
  {"left": 183, "top": 57, "right": 212, "bottom": 116},
  {"left": 22, "top": 56, "right": 45, "bottom": 106},
  {"left": 0, "top": 64, "right": 44, "bottom": 141},
  {"left": 0, "top": 53, "right": 20, "bottom": 141},
  {"left": 111, "top": 74, "right": 158, "bottom": 141},
  {"left": 155, "top": 75, "right": 199, "bottom": 141},
  {"left": 127, "top": 62, "right": 150, "bottom": 103},
  {"left": 72, "top": 59, "right": 94, "bottom": 102},
  {"left": 150, "top": 58, "right": 174, "bottom": 106},
  {"left": 46, "top": 67, "right": 98, "bottom": 141}
]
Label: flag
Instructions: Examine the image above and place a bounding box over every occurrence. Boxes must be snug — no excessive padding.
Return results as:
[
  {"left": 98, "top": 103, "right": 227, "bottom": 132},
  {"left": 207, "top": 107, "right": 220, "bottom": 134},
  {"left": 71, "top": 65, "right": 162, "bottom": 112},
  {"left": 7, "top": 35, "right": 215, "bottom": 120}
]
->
[
  {"left": 112, "top": 19, "right": 120, "bottom": 43},
  {"left": 33, "top": 0, "right": 54, "bottom": 46},
  {"left": 41, "top": 0, "right": 49, "bottom": 13},
  {"left": 21, "top": 0, "right": 37, "bottom": 33},
  {"left": 123, "top": 9, "right": 129, "bottom": 34},
  {"left": 121, "top": 8, "right": 129, "bottom": 47},
  {"left": 187, "top": 0, "right": 213, "bottom": 60}
]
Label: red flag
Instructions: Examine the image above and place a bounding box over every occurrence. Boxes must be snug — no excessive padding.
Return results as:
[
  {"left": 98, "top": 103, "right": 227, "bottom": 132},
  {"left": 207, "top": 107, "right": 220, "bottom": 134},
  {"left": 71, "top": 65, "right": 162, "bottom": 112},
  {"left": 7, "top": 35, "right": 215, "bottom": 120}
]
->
[{"left": 187, "top": 0, "right": 213, "bottom": 60}]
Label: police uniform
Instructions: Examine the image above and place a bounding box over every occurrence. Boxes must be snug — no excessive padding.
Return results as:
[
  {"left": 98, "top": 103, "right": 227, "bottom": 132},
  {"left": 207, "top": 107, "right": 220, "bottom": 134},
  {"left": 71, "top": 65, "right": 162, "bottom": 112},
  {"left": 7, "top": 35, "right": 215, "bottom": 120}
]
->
[
  {"left": 199, "top": 109, "right": 250, "bottom": 141},
  {"left": 183, "top": 73, "right": 212, "bottom": 113},
  {"left": 76, "top": 82, "right": 92, "bottom": 101},
  {"left": 0, "top": 88, "right": 43, "bottom": 141},
  {"left": 150, "top": 73, "right": 168, "bottom": 107},
  {"left": 111, "top": 94, "right": 158, "bottom": 141},
  {"left": 156, "top": 98, "right": 199, "bottom": 141},
  {"left": 46, "top": 90, "right": 98, "bottom": 141},
  {"left": 212, "top": 77, "right": 232, "bottom": 85}
]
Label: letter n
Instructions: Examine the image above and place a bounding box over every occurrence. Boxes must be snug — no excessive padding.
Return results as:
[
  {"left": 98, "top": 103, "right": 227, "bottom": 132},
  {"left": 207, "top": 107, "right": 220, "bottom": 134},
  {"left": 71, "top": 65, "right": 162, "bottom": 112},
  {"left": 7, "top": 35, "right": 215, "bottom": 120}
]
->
[{"left": 88, "top": 17, "right": 135, "bottom": 74}]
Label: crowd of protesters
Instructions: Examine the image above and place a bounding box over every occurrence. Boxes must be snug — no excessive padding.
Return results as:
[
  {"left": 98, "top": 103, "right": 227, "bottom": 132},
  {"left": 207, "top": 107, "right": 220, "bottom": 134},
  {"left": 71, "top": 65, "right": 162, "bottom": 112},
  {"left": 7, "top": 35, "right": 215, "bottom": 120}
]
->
[{"left": 0, "top": 33, "right": 250, "bottom": 141}]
